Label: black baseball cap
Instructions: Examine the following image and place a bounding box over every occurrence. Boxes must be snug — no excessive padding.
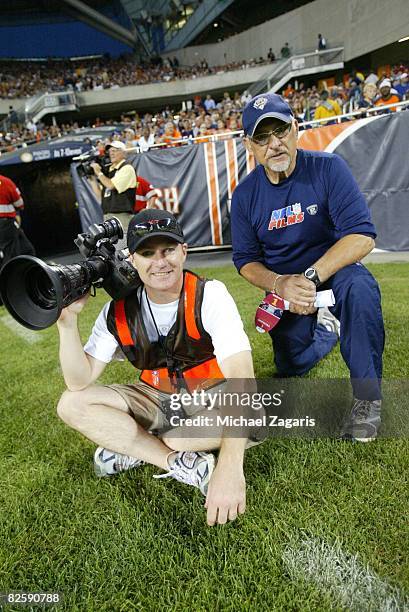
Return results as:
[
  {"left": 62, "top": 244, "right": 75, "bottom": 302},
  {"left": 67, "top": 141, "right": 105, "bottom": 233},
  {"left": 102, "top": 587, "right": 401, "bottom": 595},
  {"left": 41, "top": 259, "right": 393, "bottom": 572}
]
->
[{"left": 127, "top": 209, "right": 185, "bottom": 254}]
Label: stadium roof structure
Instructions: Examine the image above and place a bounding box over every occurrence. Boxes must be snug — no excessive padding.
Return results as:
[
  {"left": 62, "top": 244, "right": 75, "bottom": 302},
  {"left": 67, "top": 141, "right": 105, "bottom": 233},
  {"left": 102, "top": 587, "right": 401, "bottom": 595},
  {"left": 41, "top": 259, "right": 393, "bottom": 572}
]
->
[{"left": 0, "top": 0, "right": 315, "bottom": 59}]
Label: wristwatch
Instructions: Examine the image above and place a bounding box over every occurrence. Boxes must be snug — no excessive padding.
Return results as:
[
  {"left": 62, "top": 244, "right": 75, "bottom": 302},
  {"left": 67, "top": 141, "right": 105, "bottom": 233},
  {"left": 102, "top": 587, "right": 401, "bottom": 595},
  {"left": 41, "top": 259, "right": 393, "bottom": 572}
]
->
[{"left": 304, "top": 267, "right": 321, "bottom": 287}]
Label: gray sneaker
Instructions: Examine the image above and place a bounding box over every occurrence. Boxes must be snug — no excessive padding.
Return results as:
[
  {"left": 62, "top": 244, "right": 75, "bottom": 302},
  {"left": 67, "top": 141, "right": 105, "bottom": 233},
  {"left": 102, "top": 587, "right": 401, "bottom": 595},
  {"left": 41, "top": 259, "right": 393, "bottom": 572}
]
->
[
  {"left": 94, "top": 447, "right": 145, "bottom": 477},
  {"left": 154, "top": 451, "right": 215, "bottom": 495},
  {"left": 318, "top": 307, "right": 340, "bottom": 338},
  {"left": 340, "top": 399, "right": 381, "bottom": 442}
]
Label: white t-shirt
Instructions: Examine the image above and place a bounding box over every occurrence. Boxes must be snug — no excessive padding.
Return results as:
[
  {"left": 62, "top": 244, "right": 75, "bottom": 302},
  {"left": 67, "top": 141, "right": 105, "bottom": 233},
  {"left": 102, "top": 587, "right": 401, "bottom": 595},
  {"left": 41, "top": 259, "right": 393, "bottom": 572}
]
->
[{"left": 84, "top": 279, "right": 251, "bottom": 366}]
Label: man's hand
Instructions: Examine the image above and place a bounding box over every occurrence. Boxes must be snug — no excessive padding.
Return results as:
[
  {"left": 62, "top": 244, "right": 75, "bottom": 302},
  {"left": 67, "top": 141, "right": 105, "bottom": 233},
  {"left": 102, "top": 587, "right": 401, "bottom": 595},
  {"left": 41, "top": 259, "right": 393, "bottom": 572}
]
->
[
  {"left": 90, "top": 162, "right": 102, "bottom": 175},
  {"left": 289, "top": 303, "right": 317, "bottom": 316},
  {"left": 205, "top": 463, "right": 246, "bottom": 526},
  {"left": 277, "top": 274, "right": 316, "bottom": 307},
  {"left": 57, "top": 294, "right": 90, "bottom": 328}
]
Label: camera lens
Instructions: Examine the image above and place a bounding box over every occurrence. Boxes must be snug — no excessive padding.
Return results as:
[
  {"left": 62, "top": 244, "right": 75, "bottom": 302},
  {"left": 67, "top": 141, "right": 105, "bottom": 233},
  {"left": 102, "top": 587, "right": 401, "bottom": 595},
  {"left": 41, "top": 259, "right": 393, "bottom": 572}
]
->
[
  {"left": 26, "top": 267, "right": 57, "bottom": 309},
  {"left": 100, "top": 218, "right": 123, "bottom": 240}
]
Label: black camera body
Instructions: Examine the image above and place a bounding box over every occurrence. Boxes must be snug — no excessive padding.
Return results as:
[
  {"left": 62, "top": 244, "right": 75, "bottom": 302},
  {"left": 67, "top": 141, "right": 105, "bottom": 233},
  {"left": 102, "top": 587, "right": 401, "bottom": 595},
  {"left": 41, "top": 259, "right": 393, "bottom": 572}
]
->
[
  {"left": 77, "top": 148, "right": 110, "bottom": 178},
  {"left": 0, "top": 218, "right": 141, "bottom": 330}
]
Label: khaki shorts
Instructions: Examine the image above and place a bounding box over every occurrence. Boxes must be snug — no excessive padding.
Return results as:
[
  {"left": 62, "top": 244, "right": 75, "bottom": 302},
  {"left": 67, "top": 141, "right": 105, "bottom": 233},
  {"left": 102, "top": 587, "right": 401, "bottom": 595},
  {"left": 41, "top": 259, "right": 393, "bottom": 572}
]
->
[{"left": 106, "top": 382, "right": 265, "bottom": 448}]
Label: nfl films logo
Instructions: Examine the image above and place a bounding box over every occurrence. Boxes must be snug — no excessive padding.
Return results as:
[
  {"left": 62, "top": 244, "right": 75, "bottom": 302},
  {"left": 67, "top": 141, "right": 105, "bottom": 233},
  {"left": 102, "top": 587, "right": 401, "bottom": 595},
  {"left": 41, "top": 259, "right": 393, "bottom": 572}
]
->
[
  {"left": 307, "top": 204, "right": 318, "bottom": 215},
  {"left": 254, "top": 97, "right": 268, "bottom": 110}
]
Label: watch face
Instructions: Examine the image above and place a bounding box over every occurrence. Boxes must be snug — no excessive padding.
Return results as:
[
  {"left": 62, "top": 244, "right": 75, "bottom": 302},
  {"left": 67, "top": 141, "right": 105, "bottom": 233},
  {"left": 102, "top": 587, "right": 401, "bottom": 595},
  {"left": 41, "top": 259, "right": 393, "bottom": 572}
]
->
[{"left": 305, "top": 268, "right": 315, "bottom": 279}]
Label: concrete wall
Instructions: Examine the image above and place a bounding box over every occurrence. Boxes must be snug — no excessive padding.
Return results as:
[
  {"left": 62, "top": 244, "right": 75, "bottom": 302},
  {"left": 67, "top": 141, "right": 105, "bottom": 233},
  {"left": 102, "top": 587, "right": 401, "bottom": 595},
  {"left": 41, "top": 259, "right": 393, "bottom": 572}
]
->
[{"left": 165, "top": 0, "right": 409, "bottom": 66}]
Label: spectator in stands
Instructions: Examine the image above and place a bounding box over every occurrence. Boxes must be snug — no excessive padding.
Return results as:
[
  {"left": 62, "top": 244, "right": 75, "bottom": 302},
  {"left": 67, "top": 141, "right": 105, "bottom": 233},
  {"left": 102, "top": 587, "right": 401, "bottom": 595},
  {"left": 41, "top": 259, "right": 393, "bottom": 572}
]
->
[
  {"left": 358, "top": 83, "right": 378, "bottom": 114},
  {"left": 313, "top": 90, "right": 342, "bottom": 123},
  {"left": 204, "top": 94, "right": 216, "bottom": 112},
  {"left": 317, "top": 34, "right": 327, "bottom": 51},
  {"left": 204, "top": 114, "right": 216, "bottom": 131},
  {"left": 180, "top": 119, "right": 194, "bottom": 140},
  {"left": 8, "top": 106, "right": 18, "bottom": 124},
  {"left": 241, "top": 90, "right": 252, "bottom": 106},
  {"left": 124, "top": 128, "right": 139, "bottom": 149},
  {"left": 395, "top": 73, "right": 408, "bottom": 99},
  {"left": 196, "top": 124, "right": 212, "bottom": 143},
  {"left": 281, "top": 43, "right": 291, "bottom": 58},
  {"left": 25, "top": 118, "right": 37, "bottom": 135},
  {"left": 138, "top": 126, "right": 155, "bottom": 152},
  {"left": 375, "top": 79, "right": 401, "bottom": 112},
  {"left": 267, "top": 48, "right": 276, "bottom": 62},
  {"left": 159, "top": 121, "right": 182, "bottom": 146}
]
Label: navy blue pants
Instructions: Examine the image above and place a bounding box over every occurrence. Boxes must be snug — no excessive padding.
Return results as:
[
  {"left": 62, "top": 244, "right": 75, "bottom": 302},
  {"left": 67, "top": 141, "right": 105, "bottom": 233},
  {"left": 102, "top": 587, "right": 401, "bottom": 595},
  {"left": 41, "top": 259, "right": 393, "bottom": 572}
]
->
[{"left": 269, "top": 264, "right": 385, "bottom": 400}]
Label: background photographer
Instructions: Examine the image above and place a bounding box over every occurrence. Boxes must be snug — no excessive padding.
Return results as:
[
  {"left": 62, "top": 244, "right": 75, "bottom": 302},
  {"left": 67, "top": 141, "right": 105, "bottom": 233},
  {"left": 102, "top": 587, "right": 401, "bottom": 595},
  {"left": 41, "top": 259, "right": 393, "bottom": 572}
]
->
[{"left": 90, "top": 140, "right": 137, "bottom": 248}]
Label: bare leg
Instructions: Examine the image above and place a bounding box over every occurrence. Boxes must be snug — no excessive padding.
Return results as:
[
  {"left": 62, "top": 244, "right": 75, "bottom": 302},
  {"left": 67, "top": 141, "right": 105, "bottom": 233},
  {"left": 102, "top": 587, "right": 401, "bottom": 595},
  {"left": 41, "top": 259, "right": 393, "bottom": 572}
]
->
[
  {"left": 161, "top": 412, "right": 223, "bottom": 452},
  {"left": 57, "top": 385, "right": 172, "bottom": 470}
]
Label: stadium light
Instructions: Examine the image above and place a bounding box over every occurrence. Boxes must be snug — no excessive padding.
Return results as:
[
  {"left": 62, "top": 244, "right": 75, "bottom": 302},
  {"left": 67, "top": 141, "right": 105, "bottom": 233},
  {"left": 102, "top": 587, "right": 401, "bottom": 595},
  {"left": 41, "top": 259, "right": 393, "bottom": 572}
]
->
[{"left": 398, "top": 36, "right": 409, "bottom": 42}]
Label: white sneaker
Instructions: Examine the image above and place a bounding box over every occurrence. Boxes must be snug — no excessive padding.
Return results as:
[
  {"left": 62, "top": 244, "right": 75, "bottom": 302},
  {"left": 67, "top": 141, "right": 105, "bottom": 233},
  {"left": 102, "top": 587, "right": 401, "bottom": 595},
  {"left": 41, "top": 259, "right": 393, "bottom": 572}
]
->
[
  {"left": 94, "top": 447, "right": 145, "bottom": 477},
  {"left": 154, "top": 451, "right": 215, "bottom": 496},
  {"left": 318, "top": 306, "right": 340, "bottom": 338}
]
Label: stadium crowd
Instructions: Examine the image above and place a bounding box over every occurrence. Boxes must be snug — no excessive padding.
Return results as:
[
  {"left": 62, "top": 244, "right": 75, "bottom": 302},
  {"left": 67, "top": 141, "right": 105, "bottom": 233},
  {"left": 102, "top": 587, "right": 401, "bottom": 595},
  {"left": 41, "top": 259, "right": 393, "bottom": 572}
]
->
[
  {"left": 0, "top": 55, "right": 271, "bottom": 99},
  {"left": 281, "top": 64, "right": 408, "bottom": 121},
  {"left": 0, "top": 63, "right": 407, "bottom": 154}
]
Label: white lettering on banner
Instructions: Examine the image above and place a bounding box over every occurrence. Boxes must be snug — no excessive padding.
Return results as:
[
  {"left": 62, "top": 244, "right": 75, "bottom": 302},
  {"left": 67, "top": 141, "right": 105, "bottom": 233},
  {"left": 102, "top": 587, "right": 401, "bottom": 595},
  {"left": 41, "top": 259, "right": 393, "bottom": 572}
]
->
[
  {"left": 154, "top": 187, "right": 180, "bottom": 214},
  {"left": 32, "top": 150, "right": 51, "bottom": 161},
  {"left": 54, "top": 147, "right": 84, "bottom": 159}
]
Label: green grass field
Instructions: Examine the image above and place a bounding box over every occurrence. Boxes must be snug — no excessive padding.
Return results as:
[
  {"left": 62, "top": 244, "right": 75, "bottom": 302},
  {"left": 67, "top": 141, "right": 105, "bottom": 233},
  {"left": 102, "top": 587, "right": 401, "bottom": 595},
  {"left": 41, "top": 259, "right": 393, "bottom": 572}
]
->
[{"left": 0, "top": 263, "right": 408, "bottom": 611}]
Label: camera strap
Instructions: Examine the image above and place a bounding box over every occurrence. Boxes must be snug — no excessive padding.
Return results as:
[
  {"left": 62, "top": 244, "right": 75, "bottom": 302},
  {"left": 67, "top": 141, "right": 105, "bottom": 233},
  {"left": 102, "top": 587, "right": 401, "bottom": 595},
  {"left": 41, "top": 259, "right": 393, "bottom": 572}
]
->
[{"left": 144, "top": 289, "right": 184, "bottom": 392}]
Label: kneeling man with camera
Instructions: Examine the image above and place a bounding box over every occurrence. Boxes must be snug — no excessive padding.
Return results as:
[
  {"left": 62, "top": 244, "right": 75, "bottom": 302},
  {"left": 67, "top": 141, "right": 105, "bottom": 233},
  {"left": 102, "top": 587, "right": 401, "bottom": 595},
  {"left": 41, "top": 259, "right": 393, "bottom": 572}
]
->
[{"left": 56, "top": 210, "right": 255, "bottom": 526}]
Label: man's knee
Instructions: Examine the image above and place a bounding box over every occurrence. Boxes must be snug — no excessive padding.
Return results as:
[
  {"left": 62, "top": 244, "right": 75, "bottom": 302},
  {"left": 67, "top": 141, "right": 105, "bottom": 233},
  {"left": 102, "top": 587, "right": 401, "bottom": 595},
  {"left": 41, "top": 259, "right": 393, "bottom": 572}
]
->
[
  {"left": 161, "top": 433, "right": 183, "bottom": 450},
  {"left": 335, "top": 266, "right": 381, "bottom": 305},
  {"left": 57, "top": 389, "right": 89, "bottom": 427}
]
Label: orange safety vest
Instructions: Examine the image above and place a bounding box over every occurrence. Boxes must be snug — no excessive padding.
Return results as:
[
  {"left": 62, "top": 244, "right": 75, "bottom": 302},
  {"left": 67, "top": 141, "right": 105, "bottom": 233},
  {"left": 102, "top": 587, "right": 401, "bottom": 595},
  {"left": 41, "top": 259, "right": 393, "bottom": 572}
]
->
[{"left": 107, "top": 270, "right": 224, "bottom": 394}]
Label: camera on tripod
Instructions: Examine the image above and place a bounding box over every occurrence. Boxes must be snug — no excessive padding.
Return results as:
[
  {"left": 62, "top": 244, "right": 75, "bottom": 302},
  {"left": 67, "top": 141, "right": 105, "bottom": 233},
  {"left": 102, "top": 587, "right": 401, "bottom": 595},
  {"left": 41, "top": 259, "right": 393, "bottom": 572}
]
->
[
  {"left": 0, "top": 218, "right": 141, "bottom": 330},
  {"left": 75, "top": 147, "right": 110, "bottom": 178}
]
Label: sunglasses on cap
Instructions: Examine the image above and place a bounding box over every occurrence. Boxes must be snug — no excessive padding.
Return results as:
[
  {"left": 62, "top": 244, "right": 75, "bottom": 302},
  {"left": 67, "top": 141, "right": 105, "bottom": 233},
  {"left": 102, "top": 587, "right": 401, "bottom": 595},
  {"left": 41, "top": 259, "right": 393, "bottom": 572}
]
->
[{"left": 130, "top": 218, "right": 183, "bottom": 237}]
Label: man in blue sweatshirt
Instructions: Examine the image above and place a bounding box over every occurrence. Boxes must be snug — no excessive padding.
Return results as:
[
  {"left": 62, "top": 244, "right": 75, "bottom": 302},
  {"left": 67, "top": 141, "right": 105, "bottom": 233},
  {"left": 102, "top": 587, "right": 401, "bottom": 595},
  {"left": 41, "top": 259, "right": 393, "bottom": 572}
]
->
[{"left": 231, "top": 93, "right": 384, "bottom": 441}]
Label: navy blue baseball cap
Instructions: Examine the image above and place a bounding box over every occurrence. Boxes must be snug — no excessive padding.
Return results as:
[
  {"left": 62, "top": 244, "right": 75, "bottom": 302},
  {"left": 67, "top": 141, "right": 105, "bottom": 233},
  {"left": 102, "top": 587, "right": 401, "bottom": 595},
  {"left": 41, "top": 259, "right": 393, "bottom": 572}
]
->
[{"left": 242, "top": 93, "right": 293, "bottom": 137}]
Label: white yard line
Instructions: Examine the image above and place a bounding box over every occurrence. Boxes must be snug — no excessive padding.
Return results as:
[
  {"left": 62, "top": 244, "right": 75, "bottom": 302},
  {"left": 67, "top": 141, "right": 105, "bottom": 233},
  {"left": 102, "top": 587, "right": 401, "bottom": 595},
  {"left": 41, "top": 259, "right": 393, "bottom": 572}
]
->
[
  {"left": 0, "top": 313, "right": 40, "bottom": 344},
  {"left": 282, "top": 538, "right": 408, "bottom": 611}
]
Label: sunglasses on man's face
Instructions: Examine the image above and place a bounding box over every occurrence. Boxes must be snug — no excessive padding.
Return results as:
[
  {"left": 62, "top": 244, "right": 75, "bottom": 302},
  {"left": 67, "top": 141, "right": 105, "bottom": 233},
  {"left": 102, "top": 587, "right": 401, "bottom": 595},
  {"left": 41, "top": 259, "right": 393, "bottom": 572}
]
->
[
  {"left": 251, "top": 123, "right": 292, "bottom": 146},
  {"left": 130, "top": 218, "right": 182, "bottom": 237}
]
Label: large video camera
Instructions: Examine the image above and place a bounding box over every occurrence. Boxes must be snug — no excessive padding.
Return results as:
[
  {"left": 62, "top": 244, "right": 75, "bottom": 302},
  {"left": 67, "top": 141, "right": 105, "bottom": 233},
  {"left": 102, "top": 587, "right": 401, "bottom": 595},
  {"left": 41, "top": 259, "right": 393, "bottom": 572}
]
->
[
  {"left": 75, "top": 147, "right": 110, "bottom": 178},
  {"left": 0, "top": 218, "right": 140, "bottom": 330}
]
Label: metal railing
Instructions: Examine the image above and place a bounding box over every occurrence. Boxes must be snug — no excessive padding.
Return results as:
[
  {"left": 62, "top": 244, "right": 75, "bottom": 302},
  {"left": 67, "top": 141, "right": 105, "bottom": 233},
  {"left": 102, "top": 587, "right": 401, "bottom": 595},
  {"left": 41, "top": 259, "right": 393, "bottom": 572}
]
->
[
  {"left": 247, "top": 46, "right": 345, "bottom": 98},
  {"left": 25, "top": 90, "right": 78, "bottom": 124},
  {"left": 297, "top": 98, "right": 409, "bottom": 129},
  {"left": 2, "top": 99, "right": 407, "bottom": 157},
  {"left": 0, "top": 89, "right": 79, "bottom": 133}
]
